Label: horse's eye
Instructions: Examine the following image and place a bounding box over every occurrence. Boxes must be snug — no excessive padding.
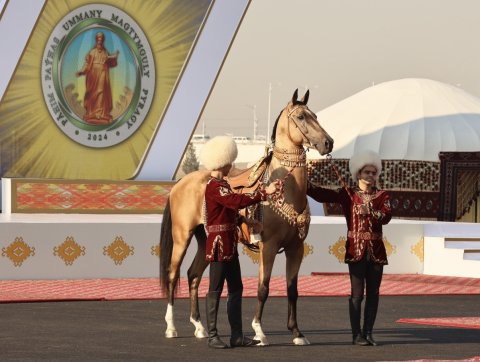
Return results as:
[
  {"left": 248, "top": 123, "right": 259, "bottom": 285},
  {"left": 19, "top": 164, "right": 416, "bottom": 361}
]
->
[{"left": 298, "top": 114, "right": 305, "bottom": 120}]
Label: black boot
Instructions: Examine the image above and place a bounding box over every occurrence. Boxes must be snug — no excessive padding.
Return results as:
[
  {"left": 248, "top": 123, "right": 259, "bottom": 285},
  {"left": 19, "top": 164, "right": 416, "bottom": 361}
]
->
[
  {"left": 206, "top": 291, "right": 228, "bottom": 349},
  {"left": 364, "top": 333, "right": 377, "bottom": 346},
  {"left": 349, "top": 297, "right": 368, "bottom": 346},
  {"left": 362, "top": 294, "right": 379, "bottom": 346},
  {"left": 227, "top": 289, "right": 260, "bottom": 347}
]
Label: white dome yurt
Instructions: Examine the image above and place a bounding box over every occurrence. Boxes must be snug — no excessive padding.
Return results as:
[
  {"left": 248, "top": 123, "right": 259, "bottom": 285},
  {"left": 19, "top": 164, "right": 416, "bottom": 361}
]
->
[{"left": 316, "top": 78, "right": 480, "bottom": 161}]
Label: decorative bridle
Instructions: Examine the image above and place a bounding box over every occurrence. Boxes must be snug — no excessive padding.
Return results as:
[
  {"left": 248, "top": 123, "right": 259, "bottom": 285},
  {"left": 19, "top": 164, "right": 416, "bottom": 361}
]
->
[{"left": 266, "top": 104, "right": 313, "bottom": 240}]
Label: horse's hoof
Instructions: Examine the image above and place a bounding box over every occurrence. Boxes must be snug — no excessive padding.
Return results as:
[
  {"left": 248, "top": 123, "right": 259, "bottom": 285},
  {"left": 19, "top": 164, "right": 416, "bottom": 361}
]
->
[
  {"left": 190, "top": 317, "right": 208, "bottom": 338},
  {"left": 165, "top": 329, "right": 178, "bottom": 338},
  {"left": 253, "top": 335, "right": 269, "bottom": 346},
  {"left": 252, "top": 320, "right": 269, "bottom": 346},
  {"left": 293, "top": 337, "right": 310, "bottom": 346},
  {"left": 194, "top": 327, "right": 208, "bottom": 338}
]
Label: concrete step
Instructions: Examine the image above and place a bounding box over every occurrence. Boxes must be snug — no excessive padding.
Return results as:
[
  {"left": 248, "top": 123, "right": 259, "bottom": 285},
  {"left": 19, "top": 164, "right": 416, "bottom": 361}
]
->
[
  {"left": 445, "top": 237, "right": 480, "bottom": 250},
  {"left": 444, "top": 238, "right": 480, "bottom": 261},
  {"left": 464, "top": 249, "right": 480, "bottom": 261},
  {"left": 424, "top": 236, "right": 480, "bottom": 278}
]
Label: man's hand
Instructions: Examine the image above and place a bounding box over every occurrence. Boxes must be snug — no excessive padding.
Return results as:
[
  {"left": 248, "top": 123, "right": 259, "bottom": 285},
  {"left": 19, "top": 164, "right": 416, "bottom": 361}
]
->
[{"left": 265, "top": 180, "right": 282, "bottom": 195}]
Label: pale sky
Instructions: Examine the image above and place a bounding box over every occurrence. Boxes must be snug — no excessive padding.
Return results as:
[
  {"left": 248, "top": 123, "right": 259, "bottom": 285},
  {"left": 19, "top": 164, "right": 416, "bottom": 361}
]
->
[{"left": 198, "top": 0, "right": 480, "bottom": 139}]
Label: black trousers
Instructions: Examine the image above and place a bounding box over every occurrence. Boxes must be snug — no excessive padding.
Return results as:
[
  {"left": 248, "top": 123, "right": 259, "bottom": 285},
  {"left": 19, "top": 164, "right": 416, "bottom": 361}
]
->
[
  {"left": 348, "top": 251, "right": 384, "bottom": 334},
  {"left": 208, "top": 256, "right": 243, "bottom": 294},
  {"left": 348, "top": 251, "right": 383, "bottom": 298}
]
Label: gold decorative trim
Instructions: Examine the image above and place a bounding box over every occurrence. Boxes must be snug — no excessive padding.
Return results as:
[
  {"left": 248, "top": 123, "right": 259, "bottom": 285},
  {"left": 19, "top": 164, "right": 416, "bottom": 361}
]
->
[
  {"left": 410, "top": 237, "right": 424, "bottom": 262},
  {"left": 303, "top": 242, "right": 313, "bottom": 259},
  {"left": 273, "top": 146, "right": 306, "bottom": 167},
  {"left": 53, "top": 236, "right": 86, "bottom": 265},
  {"left": 151, "top": 244, "right": 160, "bottom": 257},
  {"left": 242, "top": 245, "right": 260, "bottom": 264},
  {"left": 383, "top": 236, "right": 396, "bottom": 257},
  {"left": 2, "top": 237, "right": 35, "bottom": 267},
  {"left": 266, "top": 197, "right": 310, "bottom": 239},
  {"left": 329, "top": 236, "right": 347, "bottom": 263},
  {"left": 103, "top": 237, "right": 134, "bottom": 265},
  {"left": 329, "top": 236, "right": 396, "bottom": 263}
]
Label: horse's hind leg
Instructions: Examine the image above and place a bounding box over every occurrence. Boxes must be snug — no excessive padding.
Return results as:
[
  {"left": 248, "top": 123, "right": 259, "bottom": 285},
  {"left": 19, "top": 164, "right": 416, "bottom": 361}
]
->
[
  {"left": 285, "top": 243, "right": 310, "bottom": 345},
  {"left": 252, "top": 245, "right": 277, "bottom": 346},
  {"left": 165, "top": 228, "right": 192, "bottom": 338},
  {"left": 187, "top": 226, "right": 209, "bottom": 338}
]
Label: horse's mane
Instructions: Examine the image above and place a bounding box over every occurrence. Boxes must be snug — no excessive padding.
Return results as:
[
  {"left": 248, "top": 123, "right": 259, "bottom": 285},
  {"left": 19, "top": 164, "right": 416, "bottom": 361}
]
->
[{"left": 270, "top": 110, "right": 283, "bottom": 144}]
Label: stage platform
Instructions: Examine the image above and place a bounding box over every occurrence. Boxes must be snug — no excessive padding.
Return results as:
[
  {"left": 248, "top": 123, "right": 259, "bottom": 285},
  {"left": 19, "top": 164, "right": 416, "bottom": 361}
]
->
[
  {"left": 0, "top": 212, "right": 479, "bottom": 280},
  {"left": 1, "top": 176, "right": 478, "bottom": 280}
]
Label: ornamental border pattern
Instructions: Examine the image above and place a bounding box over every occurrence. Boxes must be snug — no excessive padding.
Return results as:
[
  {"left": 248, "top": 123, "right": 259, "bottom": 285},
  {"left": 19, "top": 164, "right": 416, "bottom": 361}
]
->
[
  {"left": 438, "top": 152, "right": 480, "bottom": 221},
  {"left": 307, "top": 159, "right": 440, "bottom": 191},
  {"left": 11, "top": 179, "right": 174, "bottom": 214}
]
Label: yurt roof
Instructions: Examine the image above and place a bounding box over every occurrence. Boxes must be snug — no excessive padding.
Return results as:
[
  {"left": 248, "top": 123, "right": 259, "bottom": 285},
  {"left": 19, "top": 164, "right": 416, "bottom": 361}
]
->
[{"left": 316, "top": 78, "right": 480, "bottom": 161}]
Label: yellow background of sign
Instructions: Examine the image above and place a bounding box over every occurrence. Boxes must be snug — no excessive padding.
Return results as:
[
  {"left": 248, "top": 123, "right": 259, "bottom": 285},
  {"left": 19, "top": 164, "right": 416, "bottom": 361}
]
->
[{"left": 0, "top": 0, "right": 211, "bottom": 179}]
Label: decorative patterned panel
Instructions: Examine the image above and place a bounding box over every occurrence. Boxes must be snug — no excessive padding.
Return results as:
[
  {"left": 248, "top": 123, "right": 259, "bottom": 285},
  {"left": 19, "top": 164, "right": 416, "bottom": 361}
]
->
[
  {"left": 151, "top": 244, "right": 160, "bottom": 258},
  {"left": 308, "top": 159, "right": 440, "bottom": 191},
  {"left": 103, "top": 237, "right": 134, "bottom": 265},
  {"left": 411, "top": 237, "right": 424, "bottom": 262},
  {"left": 54, "top": 237, "right": 86, "bottom": 265},
  {"left": 438, "top": 152, "right": 480, "bottom": 221},
  {"left": 12, "top": 179, "right": 174, "bottom": 213},
  {"left": 383, "top": 237, "right": 396, "bottom": 257},
  {"left": 2, "top": 237, "right": 35, "bottom": 266},
  {"left": 329, "top": 236, "right": 396, "bottom": 263},
  {"left": 324, "top": 189, "right": 439, "bottom": 219},
  {"left": 329, "top": 237, "right": 347, "bottom": 263}
]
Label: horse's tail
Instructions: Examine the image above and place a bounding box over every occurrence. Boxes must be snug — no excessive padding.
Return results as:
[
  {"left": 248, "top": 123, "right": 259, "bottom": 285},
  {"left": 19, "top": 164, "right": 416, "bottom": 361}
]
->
[{"left": 160, "top": 197, "right": 174, "bottom": 295}]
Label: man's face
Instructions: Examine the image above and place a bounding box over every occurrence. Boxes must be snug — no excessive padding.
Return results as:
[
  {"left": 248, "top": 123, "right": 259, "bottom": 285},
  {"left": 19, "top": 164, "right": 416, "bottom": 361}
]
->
[{"left": 357, "top": 165, "right": 378, "bottom": 188}]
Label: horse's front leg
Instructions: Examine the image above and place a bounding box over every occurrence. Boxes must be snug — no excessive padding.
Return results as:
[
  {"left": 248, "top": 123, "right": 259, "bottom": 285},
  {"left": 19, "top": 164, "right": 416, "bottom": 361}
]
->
[
  {"left": 285, "top": 243, "right": 310, "bottom": 345},
  {"left": 187, "top": 242, "right": 209, "bottom": 338},
  {"left": 165, "top": 276, "right": 179, "bottom": 338},
  {"left": 252, "top": 245, "right": 277, "bottom": 346}
]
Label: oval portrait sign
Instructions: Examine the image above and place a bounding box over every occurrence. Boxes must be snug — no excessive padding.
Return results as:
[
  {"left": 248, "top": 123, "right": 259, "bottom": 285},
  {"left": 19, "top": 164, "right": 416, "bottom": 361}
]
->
[{"left": 41, "top": 4, "right": 155, "bottom": 148}]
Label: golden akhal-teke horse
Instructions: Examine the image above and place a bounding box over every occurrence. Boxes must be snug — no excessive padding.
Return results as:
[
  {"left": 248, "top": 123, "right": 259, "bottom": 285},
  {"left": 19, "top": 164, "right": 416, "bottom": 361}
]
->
[{"left": 160, "top": 90, "right": 334, "bottom": 345}]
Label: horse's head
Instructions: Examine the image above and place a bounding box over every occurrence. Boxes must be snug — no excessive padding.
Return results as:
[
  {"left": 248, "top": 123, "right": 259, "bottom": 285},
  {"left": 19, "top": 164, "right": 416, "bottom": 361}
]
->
[{"left": 272, "top": 89, "right": 334, "bottom": 155}]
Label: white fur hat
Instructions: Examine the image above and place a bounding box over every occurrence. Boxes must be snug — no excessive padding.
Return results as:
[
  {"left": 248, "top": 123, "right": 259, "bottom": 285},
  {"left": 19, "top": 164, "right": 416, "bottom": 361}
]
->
[
  {"left": 349, "top": 149, "right": 382, "bottom": 180},
  {"left": 200, "top": 136, "right": 238, "bottom": 171}
]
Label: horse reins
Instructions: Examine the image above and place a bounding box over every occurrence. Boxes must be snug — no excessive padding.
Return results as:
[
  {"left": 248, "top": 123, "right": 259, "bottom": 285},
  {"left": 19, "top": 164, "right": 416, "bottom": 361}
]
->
[{"left": 326, "top": 153, "right": 354, "bottom": 200}]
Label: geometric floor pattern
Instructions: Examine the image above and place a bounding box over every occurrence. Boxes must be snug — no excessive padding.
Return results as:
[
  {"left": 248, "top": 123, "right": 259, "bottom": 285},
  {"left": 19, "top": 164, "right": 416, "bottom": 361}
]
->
[{"left": 1, "top": 273, "right": 480, "bottom": 303}]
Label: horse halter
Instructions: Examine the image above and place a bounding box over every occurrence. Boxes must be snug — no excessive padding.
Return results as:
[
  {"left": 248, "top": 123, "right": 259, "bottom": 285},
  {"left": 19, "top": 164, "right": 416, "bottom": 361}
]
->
[
  {"left": 271, "top": 104, "right": 311, "bottom": 169},
  {"left": 286, "top": 104, "right": 314, "bottom": 146},
  {"left": 270, "top": 104, "right": 314, "bottom": 182}
]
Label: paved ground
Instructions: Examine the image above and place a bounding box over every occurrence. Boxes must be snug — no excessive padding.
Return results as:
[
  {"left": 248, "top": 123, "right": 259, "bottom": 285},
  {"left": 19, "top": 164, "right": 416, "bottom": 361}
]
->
[{"left": 0, "top": 295, "right": 479, "bottom": 361}]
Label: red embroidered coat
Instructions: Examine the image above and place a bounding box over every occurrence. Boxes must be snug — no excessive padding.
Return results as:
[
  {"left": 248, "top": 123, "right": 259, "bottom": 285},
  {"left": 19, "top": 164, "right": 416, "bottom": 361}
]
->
[
  {"left": 307, "top": 183, "right": 392, "bottom": 264},
  {"left": 204, "top": 177, "right": 267, "bottom": 262}
]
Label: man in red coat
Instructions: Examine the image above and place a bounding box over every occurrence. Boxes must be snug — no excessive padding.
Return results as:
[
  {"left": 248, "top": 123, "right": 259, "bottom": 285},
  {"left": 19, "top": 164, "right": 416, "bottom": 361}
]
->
[
  {"left": 307, "top": 150, "right": 391, "bottom": 346},
  {"left": 200, "top": 136, "right": 279, "bottom": 349}
]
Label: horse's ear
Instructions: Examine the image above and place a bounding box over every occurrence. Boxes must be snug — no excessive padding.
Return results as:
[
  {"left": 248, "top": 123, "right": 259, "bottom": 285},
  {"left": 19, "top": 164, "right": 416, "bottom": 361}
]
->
[
  {"left": 292, "top": 89, "right": 299, "bottom": 104},
  {"left": 300, "top": 90, "right": 310, "bottom": 105}
]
